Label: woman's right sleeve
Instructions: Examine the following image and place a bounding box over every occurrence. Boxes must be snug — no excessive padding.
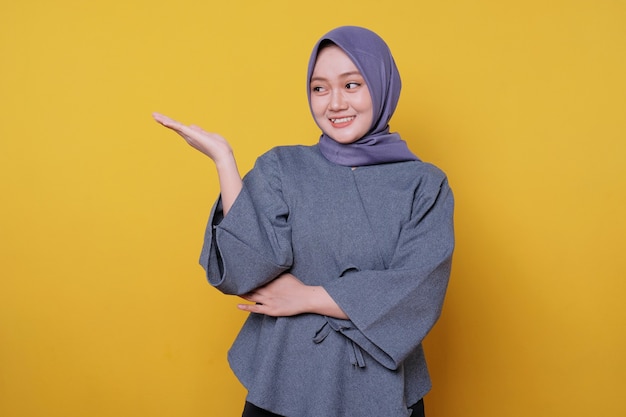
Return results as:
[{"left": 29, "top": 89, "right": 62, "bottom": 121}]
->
[{"left": 198, "top": 151, "right": 293, "bottom": 295}]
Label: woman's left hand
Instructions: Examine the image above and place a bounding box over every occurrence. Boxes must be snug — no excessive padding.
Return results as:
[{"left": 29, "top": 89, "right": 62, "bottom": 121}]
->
[
  {"left": 238, "top": 273, "right": 311, "bottom": 317},
  {"left": 237, "top": 273, "right": 348, "bottom": 319}
]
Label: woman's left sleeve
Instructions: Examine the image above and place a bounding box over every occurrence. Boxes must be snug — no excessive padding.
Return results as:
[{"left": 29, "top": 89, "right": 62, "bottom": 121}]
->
[{"left": 322, "top": 173, "right": 455, "bottom": 370}]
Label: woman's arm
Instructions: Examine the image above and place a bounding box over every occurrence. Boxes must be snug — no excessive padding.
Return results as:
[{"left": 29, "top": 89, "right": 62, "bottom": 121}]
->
[
  {"left": 153, "top": 112, "right": 242, "bottom": 215},
  {"left": 237, "top": 273, "right": 349, "bottom": 319}
]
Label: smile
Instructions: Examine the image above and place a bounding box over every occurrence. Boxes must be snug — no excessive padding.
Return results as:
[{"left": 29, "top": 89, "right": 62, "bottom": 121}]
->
[{"left": 330, "top": 116, "right": 355, "bottom": 124}]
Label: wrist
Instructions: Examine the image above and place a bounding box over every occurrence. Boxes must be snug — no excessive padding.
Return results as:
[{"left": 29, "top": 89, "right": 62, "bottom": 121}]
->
[
  {"left": 306, "top": 286, "right": 324, "bottom": 315},
  {"left": 214, "top": 150, "right": 236, "bottom": 170},
  {"left": 307, "top": 286, "right": 348, "bottom": 319}
]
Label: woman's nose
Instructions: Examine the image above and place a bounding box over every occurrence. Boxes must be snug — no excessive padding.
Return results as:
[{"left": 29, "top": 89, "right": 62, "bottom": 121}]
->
[{"left": 329, "top": 90, "right": 348, "bottom": 111}]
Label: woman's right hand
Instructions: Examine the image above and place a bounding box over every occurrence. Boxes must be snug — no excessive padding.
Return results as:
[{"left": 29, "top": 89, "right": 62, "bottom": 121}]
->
[
  {"left": 153, "top": 112, "right": 243, "bottom": 215},
  {"left": 152, "top": 112, "right": 233, "bottom": 164}
]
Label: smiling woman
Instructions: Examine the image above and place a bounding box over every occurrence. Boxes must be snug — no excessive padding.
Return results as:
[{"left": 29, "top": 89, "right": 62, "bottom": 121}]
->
[
  {"left": 309, "top": 44, "right": 374, "bottom": 144},
  {"left": 154, "top": 26, "right": 454, "bottom": 417},
  {"left": 3, "top": 1, "right": 626, "bottom": 416}
]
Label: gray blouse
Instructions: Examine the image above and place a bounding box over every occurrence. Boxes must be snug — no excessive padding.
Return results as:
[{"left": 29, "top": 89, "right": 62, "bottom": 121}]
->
[{"left": 200, "top": 144, "right": 454, "bottom": 417}]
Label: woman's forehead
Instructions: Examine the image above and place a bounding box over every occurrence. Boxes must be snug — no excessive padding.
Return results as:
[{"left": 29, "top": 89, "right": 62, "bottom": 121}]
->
[{"left": 311, "top": 45, "right": 362, "bottom": 79}]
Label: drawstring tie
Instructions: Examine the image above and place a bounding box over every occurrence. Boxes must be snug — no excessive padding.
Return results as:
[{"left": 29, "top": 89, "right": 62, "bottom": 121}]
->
[{"left": 313, "top": 321, "right": 366, "bottom": 368}]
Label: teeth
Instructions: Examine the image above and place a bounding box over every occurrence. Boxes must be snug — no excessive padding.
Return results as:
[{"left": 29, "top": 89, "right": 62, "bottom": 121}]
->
[{"left": 331, "top": 116, "right": 354, "bottom": 124}]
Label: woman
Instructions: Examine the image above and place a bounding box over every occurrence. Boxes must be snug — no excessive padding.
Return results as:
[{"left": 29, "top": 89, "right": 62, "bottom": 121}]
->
[{"left": 154, "top": 26, "right": 454, "bottom": 417}]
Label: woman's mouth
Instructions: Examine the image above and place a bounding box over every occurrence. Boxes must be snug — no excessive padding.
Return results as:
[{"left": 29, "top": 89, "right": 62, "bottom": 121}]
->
[{"left": 330, "top": 116, "right": 355, "bottom": 127}]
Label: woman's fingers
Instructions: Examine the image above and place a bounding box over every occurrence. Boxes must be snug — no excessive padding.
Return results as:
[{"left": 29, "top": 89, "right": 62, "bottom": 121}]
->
[
  {"left": 152, "top": 112, "right": 179, "bottom": 128},
  {"left": 153, "top": 112, "right": 234, "bottom": 162},
  {"left": 153, "top": 113, "right": 204, "bottom": 145},
  {"left": 153, "top": 113, "right": 191, "bottom": 136}
]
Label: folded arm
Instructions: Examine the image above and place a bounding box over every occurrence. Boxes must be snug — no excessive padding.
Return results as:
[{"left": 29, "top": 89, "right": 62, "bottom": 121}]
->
[{"left": 237, "top": 273, "right": 348, "bottom": 319}]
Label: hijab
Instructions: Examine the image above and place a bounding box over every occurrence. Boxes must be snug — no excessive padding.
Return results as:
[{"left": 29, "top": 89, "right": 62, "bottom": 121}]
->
[{"left": 307, "top": 26, "right": 419, "bottom": 166}]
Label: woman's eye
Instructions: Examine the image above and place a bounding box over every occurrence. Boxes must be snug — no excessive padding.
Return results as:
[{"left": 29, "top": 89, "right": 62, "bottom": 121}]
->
[
  {"left": 346, "top": 82, "right": 361, "bottom": 89},
  {"left": 312, "top": 86, "right": 325, "bottom": 93}
]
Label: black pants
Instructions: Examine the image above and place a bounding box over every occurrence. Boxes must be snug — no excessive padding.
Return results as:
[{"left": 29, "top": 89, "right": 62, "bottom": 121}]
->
[{"left": 242, "top": 398, "right": 425, "bottom": 417}]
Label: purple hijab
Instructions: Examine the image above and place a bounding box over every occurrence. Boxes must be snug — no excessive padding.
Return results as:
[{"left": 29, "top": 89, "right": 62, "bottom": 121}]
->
[{"left": 307, "top": 26, "right": 419, "bottom": 166}]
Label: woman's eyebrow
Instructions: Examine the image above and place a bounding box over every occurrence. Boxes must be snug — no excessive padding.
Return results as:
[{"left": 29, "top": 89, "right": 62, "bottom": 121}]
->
[{"left": 310, "top": 71, "right": 363, "bottom": 82}]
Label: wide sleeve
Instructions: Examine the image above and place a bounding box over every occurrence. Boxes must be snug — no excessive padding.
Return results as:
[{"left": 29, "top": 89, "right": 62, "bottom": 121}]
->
[
  {"left": 322, "top": 173, "right": 454, "bottom": 370},
  {"left": 198, "top": 151, "right": 293, "bottom": 295}
]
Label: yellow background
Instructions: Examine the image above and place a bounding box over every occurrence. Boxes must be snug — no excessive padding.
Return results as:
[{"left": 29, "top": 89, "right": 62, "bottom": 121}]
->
[{"left": 1, "top": 1, "right": 624, "bottom": 416}]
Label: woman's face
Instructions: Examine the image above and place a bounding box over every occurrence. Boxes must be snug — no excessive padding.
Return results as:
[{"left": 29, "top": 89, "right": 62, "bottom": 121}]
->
[{"left": 310, "top": 45, "right": 373, "bottom": 144}]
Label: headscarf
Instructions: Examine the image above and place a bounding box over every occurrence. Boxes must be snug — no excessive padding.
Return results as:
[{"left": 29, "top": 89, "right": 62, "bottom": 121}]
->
[{"left": 307, "top": 26, "right": 419, "bottom": 166}]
